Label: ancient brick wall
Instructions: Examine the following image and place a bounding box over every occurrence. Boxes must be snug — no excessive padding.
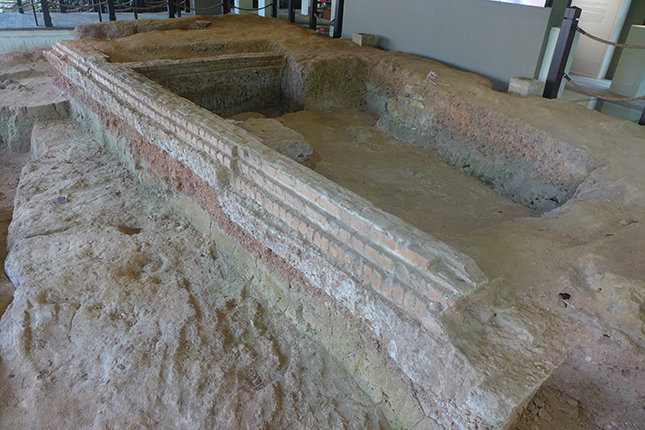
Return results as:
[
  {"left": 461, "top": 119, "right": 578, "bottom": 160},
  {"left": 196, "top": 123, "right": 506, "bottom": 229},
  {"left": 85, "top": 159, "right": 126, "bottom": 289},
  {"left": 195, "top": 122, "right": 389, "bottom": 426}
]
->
[{"left": 46, "top": 39, "right": 547, "bottom": 429}]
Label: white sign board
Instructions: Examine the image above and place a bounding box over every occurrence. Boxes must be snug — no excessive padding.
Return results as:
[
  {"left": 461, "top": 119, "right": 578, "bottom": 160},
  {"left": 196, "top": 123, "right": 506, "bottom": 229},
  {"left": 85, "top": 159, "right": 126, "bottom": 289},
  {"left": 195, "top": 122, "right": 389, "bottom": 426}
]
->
[{"left": 570, "top": 0, "right": 629, "bottom": 78}]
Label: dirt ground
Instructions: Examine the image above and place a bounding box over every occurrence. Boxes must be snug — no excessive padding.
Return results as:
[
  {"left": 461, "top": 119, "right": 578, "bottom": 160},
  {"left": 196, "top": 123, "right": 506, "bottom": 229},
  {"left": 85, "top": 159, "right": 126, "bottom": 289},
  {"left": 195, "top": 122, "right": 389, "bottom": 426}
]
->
[{"left": 2, "top": 34, "right": 644, "bottom": 429}]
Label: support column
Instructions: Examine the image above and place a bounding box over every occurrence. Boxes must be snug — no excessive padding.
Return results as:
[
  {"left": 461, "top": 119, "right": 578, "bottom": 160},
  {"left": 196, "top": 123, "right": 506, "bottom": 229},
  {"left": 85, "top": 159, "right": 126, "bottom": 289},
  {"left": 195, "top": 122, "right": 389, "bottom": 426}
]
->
[
  {"left": 332, "top": 0, "right": 343, "bottom": 38},
  {"left": 543, "top": 7, "right": 582, "bottom": 99},
  {"left": 236, "top": 0, "right": 253, "bottom": 15},
  {"left": 308, "top": 0, "right": 316, "bottom": 30},
  {"left": 288, "top": 0, "right": 295, "bottom": 22},
  {"left": 258, "top": 0, "right": 269, "bottom": 17},
  {"left": 41, "top": 0, "right": 52, "bottom": 27}
]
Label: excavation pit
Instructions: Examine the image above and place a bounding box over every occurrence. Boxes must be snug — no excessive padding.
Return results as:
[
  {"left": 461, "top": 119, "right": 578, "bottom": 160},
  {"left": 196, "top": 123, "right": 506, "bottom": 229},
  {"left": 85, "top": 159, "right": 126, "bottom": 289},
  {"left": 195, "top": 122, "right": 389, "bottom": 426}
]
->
[{"left": 35, "top": 14, "right": 645, "bottom": 430}]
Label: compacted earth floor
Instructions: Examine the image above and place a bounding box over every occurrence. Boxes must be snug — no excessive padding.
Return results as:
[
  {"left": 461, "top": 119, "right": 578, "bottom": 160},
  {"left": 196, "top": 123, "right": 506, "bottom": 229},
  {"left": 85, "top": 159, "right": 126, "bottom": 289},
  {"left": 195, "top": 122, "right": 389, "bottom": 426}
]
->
[{"left": 245, "top": 107, "right": 536, "bottom": 244}]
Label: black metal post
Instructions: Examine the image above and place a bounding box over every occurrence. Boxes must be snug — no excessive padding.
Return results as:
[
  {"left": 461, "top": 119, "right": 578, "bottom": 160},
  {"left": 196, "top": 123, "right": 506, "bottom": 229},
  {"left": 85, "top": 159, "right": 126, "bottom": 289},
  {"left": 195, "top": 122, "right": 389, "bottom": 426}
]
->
[
  {"left": 222, "top": 0, "right": 229, "bottom": 14},
  {"left": 41, "top": 0, "right": 52, "bottom": 27},
  {"left": 177, "top": 0, "right": 182, "bottom": 17},
  {"left": 17, "top": 0, "right": 24, "bottom": 14},
  {"left": 332, "top": 0, "right": 343, "bottom": 38},
  {"left": 543, "top": 7, "right": 581, "bottom": 99},
  {"left": 639, "top": 107, "right": 645, "bottom": 126},
  {"left": 167, "top": 0, "right": 175, "bottom": 18},
  {"left": 107, "top": 0, "right": 116, "bottom": 20},
  {"left": 133, "top": 0, "right": 138, "bottom": 19},
  {"left": 271, "top": 1, "right": 277, "bottom": 17},
  {"left": 96, "top": 0, "right": 103, "bottom": 22},
  {"left": 60, "top": 0, "right": 67, "bottom": 13},
  {"left": 288, "top": 0, "right": 294, "bottom": 22},
  {"left": 308, "top": 0, "right": 316, "bottom": 30},
  {"left": 32, "top": 1, "right": 39, "bottom": 26}
]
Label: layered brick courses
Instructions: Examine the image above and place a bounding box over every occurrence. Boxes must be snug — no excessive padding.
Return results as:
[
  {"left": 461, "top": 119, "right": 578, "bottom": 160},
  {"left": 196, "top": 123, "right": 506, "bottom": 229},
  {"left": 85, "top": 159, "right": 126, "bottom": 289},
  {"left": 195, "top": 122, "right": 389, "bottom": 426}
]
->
[
  {"left": 47, "top": 40, "right": 486, "bottom": 323},
  {"left": 47, "top": 41, "right": 531, "bottom": 428}
]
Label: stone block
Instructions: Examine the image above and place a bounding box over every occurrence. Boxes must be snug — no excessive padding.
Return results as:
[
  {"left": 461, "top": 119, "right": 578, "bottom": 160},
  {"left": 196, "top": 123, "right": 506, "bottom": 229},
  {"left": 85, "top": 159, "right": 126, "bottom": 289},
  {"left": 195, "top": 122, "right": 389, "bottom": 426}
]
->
[
  {"left": 508, "top": 77, "right": 545, "bottom": 96},
  {"left": 242, "top": 118, "right": 314, "bottom": 166},
  {"left": 352, "top": 33, "right": 376, "bottom": 47}
]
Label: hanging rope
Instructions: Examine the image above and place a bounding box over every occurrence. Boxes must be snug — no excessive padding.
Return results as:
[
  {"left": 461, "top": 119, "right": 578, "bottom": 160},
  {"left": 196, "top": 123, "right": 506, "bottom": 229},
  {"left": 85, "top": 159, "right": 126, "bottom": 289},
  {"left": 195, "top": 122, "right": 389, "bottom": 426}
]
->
[
  {"left": 563, "top": 73, "right": 645, "bottom": 102},
  {"left": 577, "top": 27, "right": 645, "bottom": 50},
  {"left": 229, "top": 3, "right": 272, "bottom": 12},
  {"left": 178, "top": 1, "right": 220, "bottom": 11}
]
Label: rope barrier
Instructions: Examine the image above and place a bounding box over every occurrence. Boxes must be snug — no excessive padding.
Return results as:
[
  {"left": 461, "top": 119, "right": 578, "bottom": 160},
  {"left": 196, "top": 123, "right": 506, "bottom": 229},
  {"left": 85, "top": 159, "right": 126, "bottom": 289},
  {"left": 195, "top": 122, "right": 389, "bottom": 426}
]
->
[
  {"left": 229, "top": 3, "right": 271, "bottom": 12},
  {"left": 563, "top": 73, "right": 645, "bottom": 102},
  {"left": 179, "top": 1, "right": 220, "bottom": 11},
  {"left": 577, "top": 27, "right": 645, "bottom": 50}
]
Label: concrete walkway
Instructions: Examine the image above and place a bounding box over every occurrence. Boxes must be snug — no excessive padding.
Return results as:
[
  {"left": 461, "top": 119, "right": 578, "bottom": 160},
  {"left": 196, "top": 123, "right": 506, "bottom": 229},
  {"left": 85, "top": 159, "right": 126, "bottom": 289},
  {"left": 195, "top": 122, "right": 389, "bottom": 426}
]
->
[
  {"left": 0, "top": 11, "right": 183, "bottom": 30},
  {"left": 0, "top": 11, "right": 186, "bottom": 53}
]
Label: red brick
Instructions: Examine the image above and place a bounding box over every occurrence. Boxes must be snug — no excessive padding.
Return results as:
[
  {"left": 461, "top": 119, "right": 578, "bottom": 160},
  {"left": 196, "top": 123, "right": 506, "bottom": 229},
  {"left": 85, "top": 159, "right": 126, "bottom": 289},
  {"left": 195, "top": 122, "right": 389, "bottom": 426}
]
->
[
  {"left": 262, "top": 164, "right": 277, "bottom": 178},
  {"left": 351, "top": 236, "right": 365, "bottom": 253},
  {"left": 339, "top": 228, "right": 351, "bottom": 242},
  {"left": 362, "top": 265, "right": 372, "bottom": 284},
  {"left": 321, "top": 236, "right": 329, "bottom": 252},
  {"left": 364, "top": 245, "right": 379, "bottom": 262},
  {"left": 371, "top": 270, "right": 382, "bottom": 290},
  {"left": 378, "top": 253, "right": 394, "bottom": 271},
  {"left": 329, "top": 242, "right": 338, "bottom": 259},
  {"left": 295, "top": 183, "right": 318, "bottom": 203},
  {"left": 399, "top": 249, "right": 436, "bottom": 269},
  {"left": 426, "top": 286, "right": 445, "bottom": 304},
  {"left": 317, "top": 198, "right": 341, "bottom": 218},
  {"left": 315, "top": 212, "right": 328, "bottom": 227},
  {"left": 372, "top": 230, "right": 397, "bottom": 251},
  {"left": 381, "top": 281, "right": 393, "bottom": 297},
  {"left": 276, "top": 171, "right": 295, "bottom": 188},
  {"left": 393, "top": 286, "right": 405, "bottom": 304},
  {"left": 350, "top": 215, "right": 369, "bottom": 235}
]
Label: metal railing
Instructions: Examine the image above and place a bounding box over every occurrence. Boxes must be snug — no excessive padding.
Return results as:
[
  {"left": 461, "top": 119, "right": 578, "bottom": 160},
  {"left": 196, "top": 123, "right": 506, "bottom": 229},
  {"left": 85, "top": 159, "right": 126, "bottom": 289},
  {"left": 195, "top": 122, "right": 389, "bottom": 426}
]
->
[
  {"left": 543, "top": 7, "right": 645, "bottom": 125},
  {"left": 1, "top": 0, "right": 344, "bottom": 38}
]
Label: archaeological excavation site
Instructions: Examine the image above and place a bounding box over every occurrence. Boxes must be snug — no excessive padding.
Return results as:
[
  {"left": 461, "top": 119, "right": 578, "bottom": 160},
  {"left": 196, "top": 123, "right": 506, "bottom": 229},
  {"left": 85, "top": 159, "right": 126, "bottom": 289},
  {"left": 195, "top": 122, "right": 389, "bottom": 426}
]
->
[{"left": 1, "top": 13, "right": 645, "bottom": 430}]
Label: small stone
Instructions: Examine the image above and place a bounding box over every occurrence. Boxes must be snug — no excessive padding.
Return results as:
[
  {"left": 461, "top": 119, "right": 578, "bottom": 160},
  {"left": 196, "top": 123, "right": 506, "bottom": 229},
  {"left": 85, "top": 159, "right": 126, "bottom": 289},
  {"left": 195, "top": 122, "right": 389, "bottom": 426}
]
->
[
  {"left": 352, "top": 33, "right": 376, "bottom": 47},
  {"left": 241, "top": 118, "right": 314, "bottom": 166},
  {"left": 566, "top": 398, "right": 579, "bottom": 407},
  {"left": 538, "top": 408, "right": 552, "bottom": 422},
  {"left": 508, "top": 77, "right": 545, "bottom": 96},
  {"left": 194, "top": 20, "right": 211, "bottom": 29}
]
